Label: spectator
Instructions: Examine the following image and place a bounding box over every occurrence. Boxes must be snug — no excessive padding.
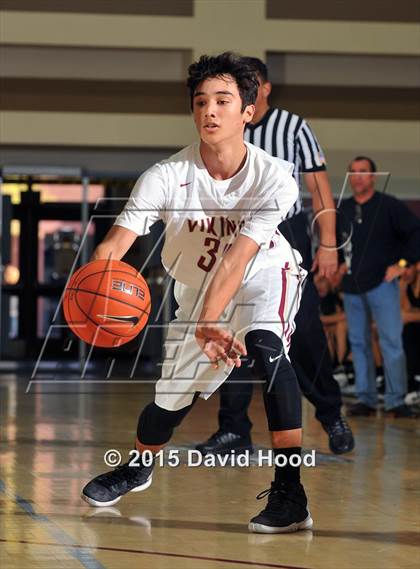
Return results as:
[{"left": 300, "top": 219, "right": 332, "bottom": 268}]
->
[{"left": 338, "top": 156, "right": 420, "bottom": 417}]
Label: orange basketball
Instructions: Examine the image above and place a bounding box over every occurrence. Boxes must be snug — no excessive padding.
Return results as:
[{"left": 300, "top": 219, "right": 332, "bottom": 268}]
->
[{"left": 63, "top": 259, "right": 151, "bottom": 348}]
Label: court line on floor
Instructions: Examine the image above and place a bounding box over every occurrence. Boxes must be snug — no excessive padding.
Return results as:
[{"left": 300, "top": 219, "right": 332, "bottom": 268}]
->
[
  {"left": 0, "top": 537, "right": 311, "bottom": 569},
  {"left": 0, "top": 480, "right": 105, "bottom": 569}
]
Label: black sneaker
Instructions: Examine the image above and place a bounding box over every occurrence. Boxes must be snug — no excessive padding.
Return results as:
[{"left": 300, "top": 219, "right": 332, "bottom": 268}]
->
[
  {"left": 322, "top": 416, "right": 355, "bottom": 454},
  {"left": 81, "top": 460, "right": 154, "bottom": 507},
  {"left": 195, "top": 430, "right": 253, "bottom": 456},
  {"left": 249, "top": 481, "right": 313, "bottom": 534},
  {"left": 347, "top": 402, "right": 376, "bottom": 416},
  {"left": 386, "top": 404, "right": 419, "bottom": 418}
]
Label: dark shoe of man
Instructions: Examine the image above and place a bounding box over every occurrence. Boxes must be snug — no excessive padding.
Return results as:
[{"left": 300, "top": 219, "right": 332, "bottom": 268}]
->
[
  {"left": 322, "top": 416, "right": 355, "bottom": 454},
  {"left": 82, "top": 459, "right": 154, "bottom": 507},
  {"left": 249, "top": 481, "right": 313, "bottom": 533},
  {"left": 347, "top": 402, "right": 376, "bottom": 417},
  {"left": 195, "top": 430, "right": 253, "bottom": 455},
  {"left": 385, "top": 404, "right": 419, "bottom": 418}
]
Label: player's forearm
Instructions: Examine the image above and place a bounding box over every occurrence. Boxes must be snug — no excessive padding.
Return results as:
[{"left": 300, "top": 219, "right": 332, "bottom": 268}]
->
[
  {"left": 91, "top": 242, "right": 122, "bottom": 262},
  {"left": 90, "top": 225, "right": 137, "bottom": 262},
  {"left": 199, "top": 259, "right": 245, "bottom": 322},
  {"left": 305, "top": 171, "right": 336, "bottom": 248},
  {"left": 198, "top": 234, "right": 259, "bottom": 323}
]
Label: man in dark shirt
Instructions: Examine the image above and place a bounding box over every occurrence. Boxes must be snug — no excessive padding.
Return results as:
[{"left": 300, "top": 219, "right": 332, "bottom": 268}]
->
[{"left": 338, "top": 156, "right": 420, "bottom": 417}]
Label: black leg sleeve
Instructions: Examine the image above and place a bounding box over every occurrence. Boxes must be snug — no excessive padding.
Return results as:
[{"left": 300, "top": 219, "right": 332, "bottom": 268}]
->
[
  {"left": 137, "top": 394, "right": 199, "bottom": 446},
  {"left": 244, "top": 330, "right": 302, "bottom": 431}
]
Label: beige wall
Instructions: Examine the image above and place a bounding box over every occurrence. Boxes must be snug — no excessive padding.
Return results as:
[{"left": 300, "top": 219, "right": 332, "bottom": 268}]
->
[
  {"left": 2, "top": 4, "right": 419, "bottom": 55},
  {"left": 1, "top": 0, "right": 419, "bottom": 195}
]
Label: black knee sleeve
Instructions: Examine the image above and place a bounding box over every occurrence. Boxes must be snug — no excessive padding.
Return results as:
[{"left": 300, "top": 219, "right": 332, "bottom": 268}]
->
[
  {"left": 137, "top": 394, "right": 199, "bottom": 445},
  {"left": 245, "top": 330, "right": 302, "bottom": 431}
]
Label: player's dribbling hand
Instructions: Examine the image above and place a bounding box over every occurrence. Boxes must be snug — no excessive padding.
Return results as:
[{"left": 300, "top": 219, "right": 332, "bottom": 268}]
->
[{"left": 195, "top": 324, "right": 247, "bottom": 369}]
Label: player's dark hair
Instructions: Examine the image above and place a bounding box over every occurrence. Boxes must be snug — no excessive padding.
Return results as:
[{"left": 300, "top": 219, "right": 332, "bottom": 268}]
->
[
  {"left": 351, "top": 156, "right": 377, "bottom": 172},
  {"left": 241, "top": 56, "right": 269, "bottom": 83},
  {"left": 187, "top": 52, "right": 258, "bottom": 112}
]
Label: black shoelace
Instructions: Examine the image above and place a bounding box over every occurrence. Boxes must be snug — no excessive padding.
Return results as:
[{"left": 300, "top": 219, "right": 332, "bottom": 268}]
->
[
  {"left": 100, "top": 463, "right": 133, "bottom": 487},
  {"left": 256, "top": 482, "right": 288, "bottom": 503},
  {"left": 256, "top": 481, "right": 306, "bottom": 514}
]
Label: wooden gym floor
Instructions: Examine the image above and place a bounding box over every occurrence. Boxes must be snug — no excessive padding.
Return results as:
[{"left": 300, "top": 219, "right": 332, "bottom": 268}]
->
[{"left": 0, "top": 372, "right": 419, "bottom": 569}]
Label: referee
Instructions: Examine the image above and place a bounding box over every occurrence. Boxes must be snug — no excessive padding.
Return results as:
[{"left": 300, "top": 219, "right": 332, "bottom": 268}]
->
[{"left": 196, "top": 57, "right": 354, "bottom": 455}]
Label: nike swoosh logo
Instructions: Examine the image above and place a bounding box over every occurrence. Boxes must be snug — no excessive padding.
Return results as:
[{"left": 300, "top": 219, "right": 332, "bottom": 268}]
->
[
  {"left": 97, "top": 314, "right": 139, "bottom": 326},
  {"left": 269, "top": 354, "right": 282, "bottom": 363},
  {"left": 180, "top": 182, "right": 192, "bottom": 187}
]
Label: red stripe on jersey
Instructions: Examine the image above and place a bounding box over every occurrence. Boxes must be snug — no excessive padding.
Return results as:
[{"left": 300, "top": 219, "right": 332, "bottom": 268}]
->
[{"left": 278, "top": 262, "right": 290, "bottom": 338}]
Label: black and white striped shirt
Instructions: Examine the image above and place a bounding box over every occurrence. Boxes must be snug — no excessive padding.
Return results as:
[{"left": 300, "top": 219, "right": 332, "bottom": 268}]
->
[{"left": 244, "top": 108, "right": 326, "bottom": 218}]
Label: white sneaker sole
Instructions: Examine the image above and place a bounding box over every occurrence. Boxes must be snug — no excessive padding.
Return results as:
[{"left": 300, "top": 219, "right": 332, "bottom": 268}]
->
[
  {"left": 248, "top": 513, "right": 313, "bottom": 534},
  {"left": 81, "top": 475, "right": 153, "bottom": 508}
]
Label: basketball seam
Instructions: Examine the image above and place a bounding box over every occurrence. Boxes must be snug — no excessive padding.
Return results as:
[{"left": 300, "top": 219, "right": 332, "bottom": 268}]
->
[
  {"left": 63, "top": 290, "right": 71, "bottom": 328},
  {"left": 77, "top": 268, "right": 145, "bottom": 290},
  {"left": 73, "top": 293, "right": 139, "bottom": 340},
  {"left": 73, "top": 268, "right": 150, "bottom": 311},
  {"left": 67, "top": 287, "right": 151, "bottom": 314},
  {"left": 65, "top": 261, "right": 150, "bottom": 346},
  {"left": 79, "top": 265, "right": 113, "bottom": 325},
  {"left": 69, "top": 261, "right": 113, "bottom": 289},
  {"left": 71, "top": 260, "right": 134, "bottom": 286}
]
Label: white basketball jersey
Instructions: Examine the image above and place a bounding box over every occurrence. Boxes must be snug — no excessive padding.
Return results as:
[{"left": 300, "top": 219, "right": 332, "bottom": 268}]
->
[{"left": 115, "top": 141, "right": 300, "bottom": 289}]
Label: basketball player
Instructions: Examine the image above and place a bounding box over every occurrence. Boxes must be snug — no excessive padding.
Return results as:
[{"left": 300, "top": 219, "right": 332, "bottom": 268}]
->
[
  {"left": 197, "top": 57, "right": 354, "bottom": 457},
  {"left": 81, "top": 52, "right": 313, "bottom": 534}
]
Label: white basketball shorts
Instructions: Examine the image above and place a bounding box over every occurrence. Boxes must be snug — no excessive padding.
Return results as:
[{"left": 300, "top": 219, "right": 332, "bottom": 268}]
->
[{"left": 155, "top": 259, "right": 307, "bottom": 411}]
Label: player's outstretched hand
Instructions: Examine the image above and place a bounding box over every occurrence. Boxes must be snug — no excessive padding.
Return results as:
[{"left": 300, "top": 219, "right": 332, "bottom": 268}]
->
[{"left": 195, "top": 324, "right": 247, "bottom": 370}]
